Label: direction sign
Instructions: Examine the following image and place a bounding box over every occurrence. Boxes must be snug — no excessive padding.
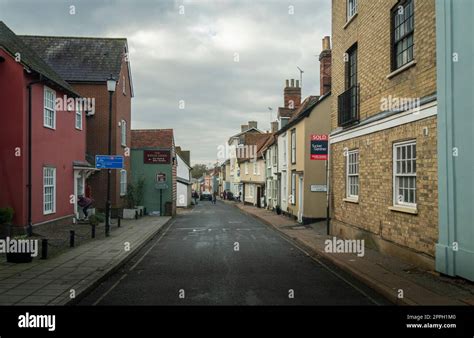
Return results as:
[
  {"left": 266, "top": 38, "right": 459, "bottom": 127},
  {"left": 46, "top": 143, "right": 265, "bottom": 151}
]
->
[
  {"left": 95, "top": 155, "right": 124, "bottom": 169},
  {"left": 310, "top": 134, "right": 329, "bottom": 160}
]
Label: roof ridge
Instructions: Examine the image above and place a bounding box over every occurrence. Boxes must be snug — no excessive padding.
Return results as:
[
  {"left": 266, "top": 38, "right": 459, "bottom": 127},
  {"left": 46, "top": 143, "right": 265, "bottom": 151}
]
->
[{"left": 19, "top": 34, "right": 127, "bottom": 40}]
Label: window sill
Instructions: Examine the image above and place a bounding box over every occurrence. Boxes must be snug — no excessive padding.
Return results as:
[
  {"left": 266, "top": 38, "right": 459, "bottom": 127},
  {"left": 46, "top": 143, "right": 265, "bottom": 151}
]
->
[
  {"left": 343, "top": 197, "right": 359, "bottom": 204},
  {"left": 386, "top": 60, "right": 417, "bottom": 79},
  {"left": 388, "top": 205, "right": 418, "bottom": 215},
  {"left": 343, "top": 12, "right": 358, "bottom": 29}
]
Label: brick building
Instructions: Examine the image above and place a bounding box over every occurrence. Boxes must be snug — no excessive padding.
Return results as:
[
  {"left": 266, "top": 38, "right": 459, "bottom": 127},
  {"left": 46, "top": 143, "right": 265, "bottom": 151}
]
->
[
  {"left": 330, "top": 0, "right": 437, "bottom": 269},
  {"left": 21, "top": 35, "right": 134, "bottom": 216}
]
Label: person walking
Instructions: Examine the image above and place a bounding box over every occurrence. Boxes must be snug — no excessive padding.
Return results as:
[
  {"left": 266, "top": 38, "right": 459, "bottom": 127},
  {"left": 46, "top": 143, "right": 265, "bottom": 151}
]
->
[{"left": 212, "top": 191, "right": 217, "bottom": 204}]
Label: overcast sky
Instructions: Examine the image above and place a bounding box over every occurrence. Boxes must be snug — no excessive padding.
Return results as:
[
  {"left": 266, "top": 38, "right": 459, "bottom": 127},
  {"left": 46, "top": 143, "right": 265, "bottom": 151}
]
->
[{"left": 1, "top": 0, "right": 331, "bottom": 166}]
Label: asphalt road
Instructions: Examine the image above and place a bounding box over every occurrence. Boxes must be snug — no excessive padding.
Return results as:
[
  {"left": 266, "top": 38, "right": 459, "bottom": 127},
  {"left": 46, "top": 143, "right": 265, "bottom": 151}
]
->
[{"left": 78, "top": 201, "right": 391, "bottom": 305}]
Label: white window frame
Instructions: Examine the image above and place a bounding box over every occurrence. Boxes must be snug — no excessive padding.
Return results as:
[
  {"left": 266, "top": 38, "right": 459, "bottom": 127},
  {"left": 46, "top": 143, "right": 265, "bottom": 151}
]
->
[
  {"left": 267, "top": 150, "right": 272, "bottom": 168},
  {"left": 253, "top": 160, "right": 257, "bottom": 175},
  {"left": 272, "top": 146, "right": 277, "bottom": 167},
  {"left": 291, "top": 129, "right": 296, "bottom": 164},
  {"left": 44, "top": 87, "right": 56, "bottom": 129},
  {"left": 75, "top": 103, "right": 83, "bottom": 130},
  {"left": 393, "top": 140, "right": 417, "bottom": 208},
  {"left": 282, "top": 172, "right": 287, "bottom": 203},
  {"left": 347, "top": 0, "right": 357, "bottom": 21},
  {"left": 283, "top": 139, "right": 287, "bottom": 165},
  {"left": 291, "top": 171, "right": 296, "bottom": 205},
  {"left": 248, "top": 185, "right": 254, "bottom": 198},
  {"left": 121, "top": 120, "right": 127, "bottom": 146},
  {"left": 120, "top": 169, "right": 127, "bottom": 196},
  {"left": 273, "top": 180, "right": 278, "bottom": 200},
  {"left": 245, "top": 162, "right": 249, "bottom": 175},
  {"left": 346, "top": 149, "right": 359, "bottom": 199},
  {"left": 43, "top": 167, "right": 56, "bottom": 214}
]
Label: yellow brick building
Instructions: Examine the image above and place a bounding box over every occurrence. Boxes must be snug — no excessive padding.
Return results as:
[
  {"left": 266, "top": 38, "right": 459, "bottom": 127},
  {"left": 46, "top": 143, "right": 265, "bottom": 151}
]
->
[{"left": 330, "top": 0, "right": 437, "bottom": 269}]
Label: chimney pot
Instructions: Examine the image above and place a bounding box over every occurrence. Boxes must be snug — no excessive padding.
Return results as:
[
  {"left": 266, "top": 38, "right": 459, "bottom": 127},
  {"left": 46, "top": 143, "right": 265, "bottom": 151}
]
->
[
  {"left": 290, "top": 79, "right": 294, "bottom": 87},
  {"left": 322, "top": 36, "right": 331, "bottom": 51},
  {"left": 296, "top": 80, "right": 300, "bottom": 88},
  {"left": 285, "top": 79, "right": 289, "bottom": 87}
]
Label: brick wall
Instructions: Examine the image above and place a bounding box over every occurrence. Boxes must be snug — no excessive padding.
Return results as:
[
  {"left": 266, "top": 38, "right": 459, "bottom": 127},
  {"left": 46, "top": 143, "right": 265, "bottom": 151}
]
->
[{"left": 330, "top": 0, "right": 438, "bottom": 259}]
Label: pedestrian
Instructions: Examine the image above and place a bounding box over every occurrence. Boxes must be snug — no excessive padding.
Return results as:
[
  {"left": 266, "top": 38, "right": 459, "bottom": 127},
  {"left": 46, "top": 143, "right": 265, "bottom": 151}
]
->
[
  {"left": 193, "top": 191, "right": 198, "bottom": 205},
  {"left": 223, "top": 190, "right": 227, "bottom": 200},
  {"left": 78, "top": 195, "right": 93, "bottom": 220},
  {"left": 212, "top": 191, "right": 217, "bottom": 204}
]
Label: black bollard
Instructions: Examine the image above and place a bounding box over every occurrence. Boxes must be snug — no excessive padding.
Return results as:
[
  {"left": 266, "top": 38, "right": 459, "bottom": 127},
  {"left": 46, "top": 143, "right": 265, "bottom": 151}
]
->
[
  {"left": 69, "top": 230, "right": 75, "bottom": 247},
  {"left": 91, "top": 224, "right": 96, "bottom": 238},
  {"left": 118, "top": 216, "right": 121, "bottom": 228},
  {"left": 41, "top": 239, "right": 48, "bottom": 259},
  {"left": 135, "top": 210, "right": 138, "bottom": 219}
]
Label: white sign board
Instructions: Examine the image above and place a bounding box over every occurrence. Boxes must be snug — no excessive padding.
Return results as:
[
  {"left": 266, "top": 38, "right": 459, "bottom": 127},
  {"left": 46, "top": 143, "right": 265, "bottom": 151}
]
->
[{"left": 310, "top": 184, "right": 327, "bottom": 192}]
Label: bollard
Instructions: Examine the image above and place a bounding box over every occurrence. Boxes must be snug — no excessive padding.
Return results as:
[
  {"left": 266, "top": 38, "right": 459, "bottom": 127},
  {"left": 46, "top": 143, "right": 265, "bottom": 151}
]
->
[
  {"left": 118, "top": 216, "right": 121, "bottom": 228},
  {"left": 69, "top": 230, "right": 75, "bottom": 247},
  {"left": 41, "top": 239, "right": 48, "bottom": 259},
  {"left": 135, "top": 210, "right": 138, "bottom": 219},
  {"left": 91, "top": 224, "right": 96, "bottom": 238}
]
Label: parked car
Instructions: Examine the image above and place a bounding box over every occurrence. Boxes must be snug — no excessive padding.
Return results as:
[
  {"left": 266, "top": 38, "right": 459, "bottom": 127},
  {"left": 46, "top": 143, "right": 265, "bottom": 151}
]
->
[
  {"left": 200, "top": 191, "right": 212, "bottom": 201},
  {"left": 226, "top": 191, "right": 234, "bottom": 200}
]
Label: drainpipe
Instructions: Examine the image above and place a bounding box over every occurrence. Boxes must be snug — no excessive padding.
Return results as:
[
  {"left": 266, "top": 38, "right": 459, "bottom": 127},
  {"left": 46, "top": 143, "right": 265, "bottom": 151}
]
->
[{"left": 26, "top": 76, "right": 43, "bottom": 237}]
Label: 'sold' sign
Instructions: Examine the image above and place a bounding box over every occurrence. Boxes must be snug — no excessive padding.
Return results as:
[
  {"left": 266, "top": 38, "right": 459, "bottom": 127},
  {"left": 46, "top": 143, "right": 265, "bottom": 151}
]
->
[
  {"left": 310, "top": 134, "right": 328, "bottom": 160},
  {"left": 144, "top": 150, "right": 170, "bottom": 164}
]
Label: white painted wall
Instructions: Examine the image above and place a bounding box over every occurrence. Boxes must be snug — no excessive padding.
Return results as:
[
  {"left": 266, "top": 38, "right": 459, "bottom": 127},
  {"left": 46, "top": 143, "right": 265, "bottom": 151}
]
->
[{"left": 277, "top": 132, "right": 288, "bottom": 212}]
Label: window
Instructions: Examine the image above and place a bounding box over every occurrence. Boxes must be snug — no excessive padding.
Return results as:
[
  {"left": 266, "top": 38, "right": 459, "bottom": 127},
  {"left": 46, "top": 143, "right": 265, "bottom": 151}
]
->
[
  {"left": 291, "top": 171, "right": 296, "bottom": 205},
  {"left": 273, "top": 180, "right": 278, "bottom": 200},
  {"left": 267, "top": 150, "right": 272, "bottom": 168},
  {"left": 253, "top": 161, "right": 257, "bottom": 175},
  {"left": 393, "top": 140, "right": 416, "bottom": 207},
  {"left": 121, "top": 120, "right": 127, "bottom": 146},
  {"left": 44, "top": 87, "right": 56, "bottom": 129},
  {"left": 245, "top": 162, "right": 249, "bottom": 175},
  {"left": 282, "top": 172, "right": 287, "bottom": 202},
  {"left": 43, "top": 167, "right": 56, "bottom": 214},
  {"left": 120, "top": 170, "right": 127, "bottom": 196},
  {"left": 392, "top": 0, "right": 414, "bottom": 70},
  {"left": 346, "top": 150, "right": 359, "bottom": 199},
  {"left": 291, "top": 129, "right": 296, "bottom": 164},
  {"left": 347, "top": 0, "right": 357, "bottom": 20},
  {"left": 338, "top": 44, "right": 359, "bottom": 126},
  {"left": 283, "top": 139, "right": 287, "bottom": 165},
  {"left": 75, "top": 104, "right": 82, "bottom": 130},
  {"left": 249, "top": 185, "right": 254, "bottom": 198}
]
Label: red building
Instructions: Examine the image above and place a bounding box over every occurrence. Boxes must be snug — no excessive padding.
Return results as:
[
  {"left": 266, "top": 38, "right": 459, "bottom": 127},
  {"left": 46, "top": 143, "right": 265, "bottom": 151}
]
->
[
  {"left": 21, "top": 35, "right": 134, "bottom": 216},
  {"left": 0, "top": 22, "right": 93, "bottom": 234}
]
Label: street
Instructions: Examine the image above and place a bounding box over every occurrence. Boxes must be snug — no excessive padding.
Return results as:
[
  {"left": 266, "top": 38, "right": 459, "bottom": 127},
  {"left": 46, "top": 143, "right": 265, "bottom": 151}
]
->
[{"left": 79, "top": 202, "right": 391, "bottom": 306}]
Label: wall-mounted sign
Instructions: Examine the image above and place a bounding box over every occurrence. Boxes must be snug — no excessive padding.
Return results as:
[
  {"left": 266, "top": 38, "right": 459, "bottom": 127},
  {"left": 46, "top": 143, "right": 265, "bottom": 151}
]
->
[
  {"left": 311, "top": 184, "right": 327, "bottom": 192},
  {"left": 144, "top": 150, "right": 170, "bottom": 164},
  {"left": 95, "top": 155, "right": 124, "bottom": 169},
  {"left": 310, "top": 134, "right": 328, "bottom": 160}
]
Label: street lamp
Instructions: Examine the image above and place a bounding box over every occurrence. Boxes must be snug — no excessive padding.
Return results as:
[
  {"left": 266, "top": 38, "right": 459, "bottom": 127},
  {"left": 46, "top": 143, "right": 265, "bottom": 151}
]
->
[{"left": 105, "top": 75, "right": 116, "bottom": 236}]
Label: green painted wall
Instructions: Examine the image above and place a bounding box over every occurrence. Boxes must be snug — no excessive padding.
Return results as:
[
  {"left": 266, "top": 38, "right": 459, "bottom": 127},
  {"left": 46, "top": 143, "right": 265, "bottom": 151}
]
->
[
  {"left": 436, "top": 0, "right": 474, "bottom": 281},
  {"left": 131, "top": 149, "right": 173, "bottom": 215}
]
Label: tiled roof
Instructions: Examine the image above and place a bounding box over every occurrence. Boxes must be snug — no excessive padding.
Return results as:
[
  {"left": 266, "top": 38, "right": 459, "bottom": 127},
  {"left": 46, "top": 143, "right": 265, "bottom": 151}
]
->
[
  {"left": 131, "top": 129, "right": 174, "bottom": 149},
  {"left": 239, "top": 133, "right": 273, "bottom": 161},
  {"left": 0, "top": 21, "right": 78, "bottom": 95},
  {"left": 19, "top": 35, "right": 128, "bottom": 83},
  {"left": 288, "top": 96, "right": 320, "bottom": 123}
]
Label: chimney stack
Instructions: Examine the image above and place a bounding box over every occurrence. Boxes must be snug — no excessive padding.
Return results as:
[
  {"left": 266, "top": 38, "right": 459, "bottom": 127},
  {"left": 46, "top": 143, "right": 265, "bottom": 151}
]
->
[
  {"left": 271, "top": 121, "right": 279, "bottom": 133},
  {"left": 319, "top": 36, "right": 332, "bottom": 96},
  {"left": 248, "top": 121, "right": 258, "bottom": 129},
  {"left": 284, "top": 78, "right": 301, "bottom": 109},
  {"left": 241, "top": 124, "right": 249, "bottom": 132}
]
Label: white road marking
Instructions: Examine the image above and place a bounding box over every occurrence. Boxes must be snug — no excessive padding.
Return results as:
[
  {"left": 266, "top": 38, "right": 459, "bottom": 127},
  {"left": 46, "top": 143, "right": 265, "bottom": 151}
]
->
[
  {"left": 129, "top": 219, "right": 176, "bottom": 272},
  {"left": 93, "top": 273, "right": 128, "bottom": 306}
]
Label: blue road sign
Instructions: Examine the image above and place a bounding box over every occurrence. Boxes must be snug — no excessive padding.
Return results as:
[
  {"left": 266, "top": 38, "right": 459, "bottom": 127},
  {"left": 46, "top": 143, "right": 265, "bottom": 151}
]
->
[{"left": 95, "top": 155, "right": 124, "bottom": 169}]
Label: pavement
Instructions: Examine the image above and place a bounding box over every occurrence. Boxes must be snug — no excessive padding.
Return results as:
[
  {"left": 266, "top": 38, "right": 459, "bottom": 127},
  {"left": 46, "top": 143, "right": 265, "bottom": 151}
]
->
[
  {"left": 0, "top": 216, "right": 171, "bottom": 305},
  {"left": 229, "top": 201, "right": 474, "bottom": 306},
  {"left": 79, "top": 200, "right": 391, "bottom": 305}
]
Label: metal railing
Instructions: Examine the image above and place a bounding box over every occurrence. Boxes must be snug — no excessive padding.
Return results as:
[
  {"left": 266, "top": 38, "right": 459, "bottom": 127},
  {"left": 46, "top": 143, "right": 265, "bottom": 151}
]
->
[{"left": 338, "top": 84, "right": 360, "bottom": 127}]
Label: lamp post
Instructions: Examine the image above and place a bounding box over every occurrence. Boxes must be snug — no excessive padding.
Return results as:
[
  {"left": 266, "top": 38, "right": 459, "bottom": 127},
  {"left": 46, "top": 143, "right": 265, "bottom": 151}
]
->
[{"left": 105, "top": 75, "right": 116, "bottom": 237}]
